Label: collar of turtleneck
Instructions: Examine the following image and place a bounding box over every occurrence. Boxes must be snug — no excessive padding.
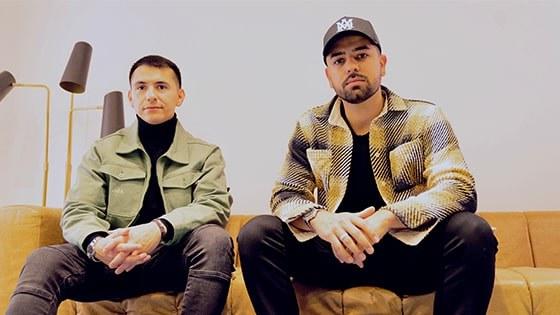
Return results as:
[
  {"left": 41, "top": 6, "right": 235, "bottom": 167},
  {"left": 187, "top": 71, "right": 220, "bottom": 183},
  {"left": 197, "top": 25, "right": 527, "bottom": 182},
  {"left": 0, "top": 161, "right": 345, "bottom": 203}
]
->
[{"left": 137, "top": 114, "right": 177, "bottom": 161}]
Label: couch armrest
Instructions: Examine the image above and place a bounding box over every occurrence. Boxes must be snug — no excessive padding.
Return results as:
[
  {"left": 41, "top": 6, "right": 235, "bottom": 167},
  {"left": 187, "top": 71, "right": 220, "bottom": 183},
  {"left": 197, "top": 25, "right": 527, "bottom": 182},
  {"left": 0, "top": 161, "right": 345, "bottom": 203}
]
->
[{"left": 0, "top": 204, "right": 65, "bottom": 314}]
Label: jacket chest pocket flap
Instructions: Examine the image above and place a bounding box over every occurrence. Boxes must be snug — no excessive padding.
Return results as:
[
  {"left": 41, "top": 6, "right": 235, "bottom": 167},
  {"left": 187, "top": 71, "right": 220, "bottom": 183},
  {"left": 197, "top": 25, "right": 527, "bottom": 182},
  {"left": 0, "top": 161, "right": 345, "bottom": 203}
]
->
[
  {"left": 100, "top": 164, "right": 146, "bottom": 217},
  {"left": 162, "top": 171, "right": 202, "bottom": 208},
  {"left": 306, "top": 149, "right": 331, "bottom": 189}
]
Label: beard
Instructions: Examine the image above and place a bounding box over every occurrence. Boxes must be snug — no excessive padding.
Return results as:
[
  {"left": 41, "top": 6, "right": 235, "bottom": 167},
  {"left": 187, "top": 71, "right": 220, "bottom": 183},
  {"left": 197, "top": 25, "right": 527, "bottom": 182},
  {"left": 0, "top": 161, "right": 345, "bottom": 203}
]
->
[{"left": 335, "top": 76, "right": 378, "bottom": 104}]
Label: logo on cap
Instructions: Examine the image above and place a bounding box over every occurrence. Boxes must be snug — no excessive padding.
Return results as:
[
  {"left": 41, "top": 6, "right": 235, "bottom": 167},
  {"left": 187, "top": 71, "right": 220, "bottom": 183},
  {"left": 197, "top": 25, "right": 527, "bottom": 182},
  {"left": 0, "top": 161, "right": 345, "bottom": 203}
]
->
[{"left": 336, "top": 18, "right": 354, "bottom": 33}]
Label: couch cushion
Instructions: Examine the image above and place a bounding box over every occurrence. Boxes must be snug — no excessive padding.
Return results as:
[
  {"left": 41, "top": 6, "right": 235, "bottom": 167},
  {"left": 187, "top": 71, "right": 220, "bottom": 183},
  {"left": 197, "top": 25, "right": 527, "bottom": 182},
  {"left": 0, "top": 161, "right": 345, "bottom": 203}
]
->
[
  {"left": 487, "top": 268, "right": 532, "bottom": 315},
  {"left": 70, "top": 269, "right": 253, "bottom": 315},
  {"left": 226, "top": 268, "right": 255, "bottom": 315},
  {"left": 293, "top": 282, "right": 402, "bottom": 315},
  {"left": 342, "top": 286, "right": 402, "bottom": 314},
  {"left": 402, "top": 293, "right": 434, "bottom": 315},
  {"left": 75, "top": 292, "right": 180, "bottom": 315},
  {"left": 478, "top": 212, "right": 534, "bottom": 267},
  {"left": 524, "top": 211, "right": 560, "bottom": 268},
  {"left": 57, "top": 300, "right": 76, "bottom": 315},
  {"left": 293, "top": 282, "right": 344, "bottom": 315},
  {"left": 380, "top": 268, "right": 534, "bottom": 315},
  {"left": 512, "top": 267, "right": 560, "bottom": 315}
]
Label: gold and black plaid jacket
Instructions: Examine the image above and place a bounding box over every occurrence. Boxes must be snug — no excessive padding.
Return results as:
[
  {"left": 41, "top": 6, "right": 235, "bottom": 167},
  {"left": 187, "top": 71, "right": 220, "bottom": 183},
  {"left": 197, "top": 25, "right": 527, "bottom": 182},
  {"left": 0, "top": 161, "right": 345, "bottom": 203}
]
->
[{"left": 271, "top": 87, "right": 476, "bottom": 245}]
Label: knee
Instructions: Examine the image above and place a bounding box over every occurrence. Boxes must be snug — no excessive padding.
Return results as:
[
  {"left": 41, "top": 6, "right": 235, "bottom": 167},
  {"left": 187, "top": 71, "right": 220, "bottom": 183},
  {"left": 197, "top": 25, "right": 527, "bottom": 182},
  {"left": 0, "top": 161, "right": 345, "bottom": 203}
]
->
[
  {"left": 444, "top": 212, "right": 498, "bottom": 254},
  {"left": 185, "top": 224, "right": 234, "bottom": 274},
  {"left": 13, "top": 246, "right": 73, "bottom": 299},
  {"left": 190, "top": 224, "right": 233, "bottom": 258},
  {"left": 24, "top": 246, "right": 67, "bottom": 276},
  {"left": 237, "top": 215, "right": 282, "bottom": 258}
]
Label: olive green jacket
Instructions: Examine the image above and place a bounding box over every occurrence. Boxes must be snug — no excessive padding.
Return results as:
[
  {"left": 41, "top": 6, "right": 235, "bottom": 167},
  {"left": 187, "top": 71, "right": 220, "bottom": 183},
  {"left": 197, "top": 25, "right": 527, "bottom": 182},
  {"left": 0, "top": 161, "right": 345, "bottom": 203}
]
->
[{"left": 61, "top": 121, "right": 231, "bottom": 250}]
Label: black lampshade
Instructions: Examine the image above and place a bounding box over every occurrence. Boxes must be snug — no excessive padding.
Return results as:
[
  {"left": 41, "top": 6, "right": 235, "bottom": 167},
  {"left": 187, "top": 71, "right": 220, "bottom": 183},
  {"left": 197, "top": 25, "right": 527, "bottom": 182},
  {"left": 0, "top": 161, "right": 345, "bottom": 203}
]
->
[
  {"left": 101, "top": 91, "right": 124, "bottom": 137},
  {"left": 59, "top": 41, "right": 92, "bottom": 94},
  {"left": 0, "top": 71, "right": 16, "bottom": 102}
]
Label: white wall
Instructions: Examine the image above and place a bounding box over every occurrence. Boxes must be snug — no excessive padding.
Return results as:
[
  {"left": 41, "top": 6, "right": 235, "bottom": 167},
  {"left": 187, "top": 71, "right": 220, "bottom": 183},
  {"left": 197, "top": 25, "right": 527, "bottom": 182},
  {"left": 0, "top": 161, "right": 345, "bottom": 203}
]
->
[{"left": 0, "top": 0, "right": 558, "bottom": 213}]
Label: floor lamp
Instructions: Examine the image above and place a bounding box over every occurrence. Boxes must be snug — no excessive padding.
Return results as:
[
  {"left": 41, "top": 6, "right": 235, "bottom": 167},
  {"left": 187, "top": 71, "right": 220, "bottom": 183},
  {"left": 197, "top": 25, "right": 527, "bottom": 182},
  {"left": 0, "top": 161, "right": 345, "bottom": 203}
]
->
[
  {"left": 0, "top": 71, "right": 51, "bottom": 207},
  {"left": 60, "top": 41, "right": 92, "bottom": 198},
  {"left": 100, "top": 91, "right": 125, "bottom": 138}
]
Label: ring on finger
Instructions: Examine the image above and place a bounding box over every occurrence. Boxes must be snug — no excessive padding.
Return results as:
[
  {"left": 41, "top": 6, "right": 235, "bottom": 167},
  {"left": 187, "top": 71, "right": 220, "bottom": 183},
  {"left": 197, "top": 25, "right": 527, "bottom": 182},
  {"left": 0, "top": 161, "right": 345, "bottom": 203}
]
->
[{"left": 340, "top": 233, "right": 351, "bottom": 242}]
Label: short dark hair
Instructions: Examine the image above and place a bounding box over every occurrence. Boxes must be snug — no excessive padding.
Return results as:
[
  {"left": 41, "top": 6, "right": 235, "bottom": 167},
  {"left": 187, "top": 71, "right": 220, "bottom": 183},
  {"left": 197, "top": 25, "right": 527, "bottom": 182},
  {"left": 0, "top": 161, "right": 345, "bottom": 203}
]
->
[{"left": 129, "top": 55, "right": 182, "bottom": 87}]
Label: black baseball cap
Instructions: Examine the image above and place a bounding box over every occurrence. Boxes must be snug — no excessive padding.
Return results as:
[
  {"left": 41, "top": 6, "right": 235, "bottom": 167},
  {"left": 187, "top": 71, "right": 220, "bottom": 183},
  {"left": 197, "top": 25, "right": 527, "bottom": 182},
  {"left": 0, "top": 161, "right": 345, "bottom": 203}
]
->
[{"left": 322, "top": 16, "right": 381, "bottom": 62}]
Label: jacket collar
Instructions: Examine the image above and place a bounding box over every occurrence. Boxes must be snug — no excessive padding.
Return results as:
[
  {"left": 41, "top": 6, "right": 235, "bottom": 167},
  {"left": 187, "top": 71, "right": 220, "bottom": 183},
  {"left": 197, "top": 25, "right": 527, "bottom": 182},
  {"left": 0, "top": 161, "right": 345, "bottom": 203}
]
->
[
  {"left": 116, "top": 120, "right": 192, "bottom": 164},
  {"left": 327, "top": 86, "right": 407, "bottom": 128}
]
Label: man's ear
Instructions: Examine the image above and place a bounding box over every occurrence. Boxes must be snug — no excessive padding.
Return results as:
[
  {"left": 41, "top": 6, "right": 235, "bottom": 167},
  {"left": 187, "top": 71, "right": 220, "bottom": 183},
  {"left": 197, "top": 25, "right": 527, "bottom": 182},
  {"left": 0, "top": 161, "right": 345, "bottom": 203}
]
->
[
  {"left": 379, "top": 54, "right": 388, "bottom": 77},
  {"left": 325, "top": 68, "right": 334, "bottom": 89},
  {"left": 176, "top": 89, "right": 186, "bottom": 107},
  {"left": 128, "top": 90, "right": 133, "bottom": 107}
]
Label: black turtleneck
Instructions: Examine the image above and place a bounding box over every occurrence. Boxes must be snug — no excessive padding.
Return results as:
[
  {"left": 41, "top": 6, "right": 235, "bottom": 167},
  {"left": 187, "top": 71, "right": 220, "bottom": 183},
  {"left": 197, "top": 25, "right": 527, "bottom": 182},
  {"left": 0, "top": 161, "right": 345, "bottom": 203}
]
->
[
  {"left": 138, "top": 114, "right": 177, "bottom": 161},
  {"left": 135, "top": 114, "right": 177, "bottom": 236}
]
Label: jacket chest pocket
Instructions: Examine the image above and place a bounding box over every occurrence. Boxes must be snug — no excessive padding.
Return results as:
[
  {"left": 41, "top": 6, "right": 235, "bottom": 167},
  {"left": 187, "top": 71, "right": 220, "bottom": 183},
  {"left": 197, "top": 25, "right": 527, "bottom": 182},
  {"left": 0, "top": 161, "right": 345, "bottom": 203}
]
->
[
  {"left": 162, "top": 171, "right": 201, "bottom": 210},
  {"left": 100, "top": 164, "right": 146, "bottom": 218},
  {"left": 389, "top": 138, "right": 425, "bottom": 192}
]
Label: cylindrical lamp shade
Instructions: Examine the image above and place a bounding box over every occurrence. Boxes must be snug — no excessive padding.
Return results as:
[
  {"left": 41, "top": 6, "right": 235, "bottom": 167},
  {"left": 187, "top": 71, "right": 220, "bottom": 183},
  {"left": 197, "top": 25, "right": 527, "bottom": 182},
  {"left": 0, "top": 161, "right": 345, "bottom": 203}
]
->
[
  {"left": 59, "top": 41, "right": 92, "bottom": 94},
  {"left": 0, "top": 71, "right": 16, "bottom": 102},
  {"left": 101, "top": 91, "right": 125, "bottom": 137}
]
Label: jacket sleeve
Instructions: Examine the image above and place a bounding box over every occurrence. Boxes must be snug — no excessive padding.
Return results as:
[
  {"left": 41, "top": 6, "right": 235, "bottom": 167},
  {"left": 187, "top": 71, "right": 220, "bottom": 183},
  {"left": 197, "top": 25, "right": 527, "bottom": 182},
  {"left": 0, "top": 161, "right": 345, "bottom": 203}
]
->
[
  {"left": 61, "top": 145, "right": 111, "bottom": 251},
  {"left": 271, "top": 121, "right": 326, "bottom": 224},
  {"left": 382, "top": 105, "right": 477, "bottom": 231},
  {"left": 161, "top": 147, "right": 232, "bottom": 245}
]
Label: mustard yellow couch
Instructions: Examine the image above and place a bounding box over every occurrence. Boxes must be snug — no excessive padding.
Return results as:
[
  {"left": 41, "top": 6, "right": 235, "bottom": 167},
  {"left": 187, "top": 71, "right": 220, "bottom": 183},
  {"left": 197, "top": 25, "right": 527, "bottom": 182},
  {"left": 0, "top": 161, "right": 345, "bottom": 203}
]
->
[{"left": 1, "top": 205, "right": 559, "bottom": 314}]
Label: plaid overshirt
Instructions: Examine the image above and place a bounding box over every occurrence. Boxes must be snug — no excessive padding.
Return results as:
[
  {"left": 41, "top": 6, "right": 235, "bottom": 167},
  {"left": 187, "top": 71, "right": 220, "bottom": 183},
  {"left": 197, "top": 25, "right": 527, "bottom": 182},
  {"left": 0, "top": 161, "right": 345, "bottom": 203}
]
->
[{"left": 271, "top": 87, "right": 476, "bottom": 245}]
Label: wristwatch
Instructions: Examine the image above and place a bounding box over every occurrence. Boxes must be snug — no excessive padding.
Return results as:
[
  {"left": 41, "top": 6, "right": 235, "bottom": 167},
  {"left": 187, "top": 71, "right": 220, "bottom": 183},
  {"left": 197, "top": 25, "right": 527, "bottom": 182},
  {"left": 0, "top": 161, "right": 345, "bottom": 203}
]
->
[
  {"left": 153, "top": 219, "right": 168, "bottom": 242},
  {"left": 86, "top": 236, "right": 101, "bottom": 262},
  {"left": 303, "top": 207, "right": 324, "bottom": 230}
]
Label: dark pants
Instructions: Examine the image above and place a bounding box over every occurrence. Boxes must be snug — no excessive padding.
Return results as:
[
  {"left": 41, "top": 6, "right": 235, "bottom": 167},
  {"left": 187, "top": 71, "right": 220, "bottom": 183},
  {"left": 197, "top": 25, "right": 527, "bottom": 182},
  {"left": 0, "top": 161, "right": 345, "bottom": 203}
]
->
[
  {"left": 6, "top": 224, "right": 234, "bottom": 315},
  {"left": 238, "top": 212, "right": 498, "bottom": 315}
]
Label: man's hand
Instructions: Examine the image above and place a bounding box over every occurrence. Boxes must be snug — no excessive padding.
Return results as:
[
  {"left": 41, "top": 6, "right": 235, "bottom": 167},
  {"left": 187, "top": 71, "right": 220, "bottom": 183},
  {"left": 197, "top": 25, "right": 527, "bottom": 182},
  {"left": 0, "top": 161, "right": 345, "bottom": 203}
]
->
[
  {"left": 93, "top": 229, "right": 150, "bottom": 274},
  {"left": 127, "top": 222, "right": 162, "bottom": 254},
  {"left": 309, "top": 207, "right": 376, "bottom": 268},
  {"left": 361, "top": 209, "right": 405, "bottom": 244},
  {"left": 107, "top": 222, "right": 162, "bottom": 274}
]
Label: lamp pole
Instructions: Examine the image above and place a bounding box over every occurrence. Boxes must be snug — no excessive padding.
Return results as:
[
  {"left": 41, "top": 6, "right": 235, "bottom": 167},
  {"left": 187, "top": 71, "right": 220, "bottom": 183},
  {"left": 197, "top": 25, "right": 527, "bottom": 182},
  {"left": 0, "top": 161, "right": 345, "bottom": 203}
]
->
[
  {"left": 64, "top": 94, "right": 105, "bottom": 198},
  {"left": 64, "top": 93, "right": 74, "bottom": 198}
]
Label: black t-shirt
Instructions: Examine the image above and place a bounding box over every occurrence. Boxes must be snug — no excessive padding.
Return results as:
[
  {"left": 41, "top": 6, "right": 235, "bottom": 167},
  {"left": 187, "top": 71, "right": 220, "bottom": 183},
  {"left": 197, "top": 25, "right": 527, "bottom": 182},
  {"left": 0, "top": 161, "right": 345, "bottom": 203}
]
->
[{"left": 336, "top": 108, "right": 386, "bottom": 213}]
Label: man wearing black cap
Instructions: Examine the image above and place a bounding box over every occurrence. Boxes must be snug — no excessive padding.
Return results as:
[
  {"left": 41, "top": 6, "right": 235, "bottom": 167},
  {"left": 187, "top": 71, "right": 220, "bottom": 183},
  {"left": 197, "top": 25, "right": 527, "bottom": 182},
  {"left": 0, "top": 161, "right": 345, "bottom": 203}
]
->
[{"left": 238, "top": 17, "right": 497, "bottom": 314}]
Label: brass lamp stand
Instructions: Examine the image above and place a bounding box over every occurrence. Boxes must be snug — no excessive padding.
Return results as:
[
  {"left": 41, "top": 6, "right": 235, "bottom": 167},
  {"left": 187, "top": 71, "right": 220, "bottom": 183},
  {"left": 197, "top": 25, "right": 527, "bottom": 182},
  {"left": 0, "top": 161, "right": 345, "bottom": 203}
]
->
[
  {"left": 0, "top": 71, "right": 51, "bottom": 207},
  {"left": 59, "top": 42, "right": 124, "bottom": 198},
  {"left": 59, "top": 41, "right": 93, "bottom": 198}
]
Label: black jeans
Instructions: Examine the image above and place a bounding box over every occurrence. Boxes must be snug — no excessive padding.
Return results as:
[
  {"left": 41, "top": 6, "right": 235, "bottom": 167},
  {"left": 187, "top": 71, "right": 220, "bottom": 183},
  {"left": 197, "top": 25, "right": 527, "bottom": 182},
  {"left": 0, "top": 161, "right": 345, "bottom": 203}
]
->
[
  {"left": 6, "top": 224, "right": 234, "bottom": 315},
  {"left": 238, "top": 212, "right": 498, "bottom": 315}
]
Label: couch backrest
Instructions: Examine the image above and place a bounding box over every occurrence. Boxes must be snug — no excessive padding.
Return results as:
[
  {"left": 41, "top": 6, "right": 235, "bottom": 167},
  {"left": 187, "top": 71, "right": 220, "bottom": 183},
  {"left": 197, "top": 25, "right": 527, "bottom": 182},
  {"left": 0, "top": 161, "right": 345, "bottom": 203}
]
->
[
  {"left": 524, "top": 211, "right": 560, "bottom": 268},
  {"left": 479, "top": 211, "right": 560, "bottom": 268},
  {"left": 478, "top": 211, "right": 535, "bottom": 268}
]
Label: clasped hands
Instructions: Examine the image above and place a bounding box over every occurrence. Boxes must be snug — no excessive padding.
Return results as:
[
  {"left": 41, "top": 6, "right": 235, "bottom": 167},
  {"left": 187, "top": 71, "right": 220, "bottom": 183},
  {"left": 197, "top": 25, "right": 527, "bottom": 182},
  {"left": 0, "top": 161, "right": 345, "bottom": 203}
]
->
[
  {"left": 309, "top": 207, "right": 400, "bottom": 268},
  {"left": 92, "top": 222, "right": 162, "bottom": 274}
]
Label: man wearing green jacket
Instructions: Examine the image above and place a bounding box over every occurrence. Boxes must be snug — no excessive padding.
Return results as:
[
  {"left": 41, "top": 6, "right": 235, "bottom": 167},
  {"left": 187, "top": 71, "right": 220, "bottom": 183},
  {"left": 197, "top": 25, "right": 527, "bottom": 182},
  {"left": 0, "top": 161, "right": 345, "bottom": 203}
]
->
[{"left": 7, "top": 55, "right": 234, "bottom": 315}]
